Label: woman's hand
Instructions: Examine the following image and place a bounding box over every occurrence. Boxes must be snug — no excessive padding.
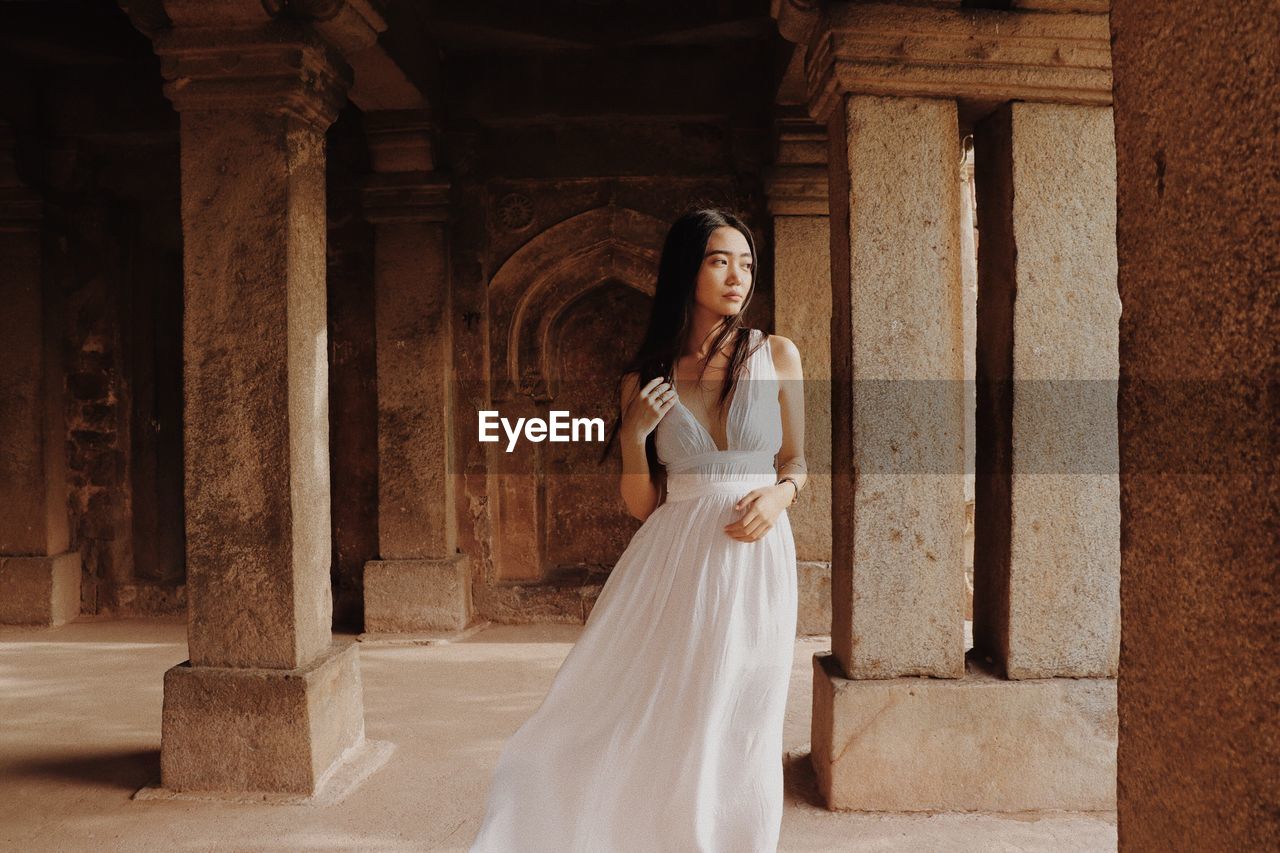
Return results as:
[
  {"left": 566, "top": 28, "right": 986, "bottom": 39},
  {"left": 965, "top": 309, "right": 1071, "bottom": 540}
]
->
[
  {"left": 621, "top": 375, "right": 677, "bottom": 443},
  {"left": 724, "top": 483, "right": 793, "bottom": 542}
]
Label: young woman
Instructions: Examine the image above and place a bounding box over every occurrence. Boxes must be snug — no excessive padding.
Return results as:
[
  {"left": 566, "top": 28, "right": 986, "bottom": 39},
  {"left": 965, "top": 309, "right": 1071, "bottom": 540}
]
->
[{"left": 470, "top": 208, "right": 808, "bottom": 853}]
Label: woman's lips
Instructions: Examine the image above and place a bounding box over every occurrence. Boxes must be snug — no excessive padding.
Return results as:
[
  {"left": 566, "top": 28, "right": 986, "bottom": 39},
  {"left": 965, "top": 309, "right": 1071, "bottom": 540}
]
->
[{"left": 724, "top": 294, "right": 743, "bottom": 301}]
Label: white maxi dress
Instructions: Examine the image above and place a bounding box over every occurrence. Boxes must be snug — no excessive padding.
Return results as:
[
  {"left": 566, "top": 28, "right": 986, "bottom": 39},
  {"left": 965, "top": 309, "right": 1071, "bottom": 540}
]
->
[{"left": 469, "top": 328, "right": 797, "bottom": 853}]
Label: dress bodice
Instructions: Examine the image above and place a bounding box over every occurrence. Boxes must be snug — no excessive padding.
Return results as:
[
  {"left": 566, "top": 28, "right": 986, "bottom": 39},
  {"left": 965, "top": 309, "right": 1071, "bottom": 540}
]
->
[{"left": 654, "top": 329, "right": 783, "bottom": 500}]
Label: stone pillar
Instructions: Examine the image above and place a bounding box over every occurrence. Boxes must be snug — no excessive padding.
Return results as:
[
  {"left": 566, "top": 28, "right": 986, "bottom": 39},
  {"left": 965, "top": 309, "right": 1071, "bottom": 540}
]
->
[
  {"left": 0, "top": 124, "right": 81, "bottom": 626},
  {"left": 360, "top": 110, "right": 469, "bottom": 635},
  {"left": 972, "top": 102, "right": 1121, "bottom": 678},
  {"left": 1112, "top": 2, "right": 1277, "bottom": 846},
  {"left": 147, "top": 19, "right": 368, "bottom": 797},
  {"left": 828, "top": 94, "right": 968, "bottom": 679},
  {"left": 765, "top": 115, "right": 832, "bottom": 636},
  {"left": 785, "top": 0, "right": 1119, "bottom": 813}
]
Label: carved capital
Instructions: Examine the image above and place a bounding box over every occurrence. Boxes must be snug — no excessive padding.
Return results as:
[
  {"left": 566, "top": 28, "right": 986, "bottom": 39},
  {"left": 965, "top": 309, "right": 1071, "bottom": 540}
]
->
[
  {"left": 150, "top": 21, "right": 353, "bottom": 131},
  {"left": 803, "top": 2, "right": 1112, "bottom": 121},
  {"left": 361, "top": 171, "right": 451, "bottom": 224}
]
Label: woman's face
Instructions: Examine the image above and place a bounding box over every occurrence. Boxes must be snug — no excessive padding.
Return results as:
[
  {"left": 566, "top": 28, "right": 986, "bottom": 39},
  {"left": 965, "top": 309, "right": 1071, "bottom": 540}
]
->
[{"left": 693, "top": 226, "right": 753, "bottom": 319}]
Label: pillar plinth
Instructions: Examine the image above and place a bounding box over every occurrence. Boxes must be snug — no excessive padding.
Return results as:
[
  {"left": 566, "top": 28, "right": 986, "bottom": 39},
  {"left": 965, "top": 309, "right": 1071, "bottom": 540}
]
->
[
  {"left": 0, "top": 554, "right": 81, "bottom": 626},
  {"left": 0, "top": 125, "right": 80, "bottom": 626},
  {"left": 160, "top": 640, "right": 365, "bottom": 796},
  {"left": 363, "top": 556, "right": 469, "bottom": 634},
  {"left": 811, "top": 652, "right": 1116, "bottom": 811},
  {"left": 359, "top": 113, "right": 469, "bottom": 634}
]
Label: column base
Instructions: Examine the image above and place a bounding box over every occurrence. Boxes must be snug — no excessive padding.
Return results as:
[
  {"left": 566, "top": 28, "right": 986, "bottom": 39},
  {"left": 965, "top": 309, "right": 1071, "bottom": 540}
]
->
[
  {"left": 0, "top": 551, "right": 81, "bottom": 626},
  {"left": 363, "top": 555, "right": 470, "bottom": 633},
  {"left": 159, "top": 639, "right": 367, "bottom": 796},
  {"left": 811, "top": 650, "right": 1116, "bottom": 811}
]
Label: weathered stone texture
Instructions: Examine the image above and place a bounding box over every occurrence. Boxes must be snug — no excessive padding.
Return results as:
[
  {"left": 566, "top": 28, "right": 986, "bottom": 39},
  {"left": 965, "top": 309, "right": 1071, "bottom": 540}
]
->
[
  {"left": 1111, "top": 1, "right": 1279, "bottom": 849},
  {"left": 0, "top": 552, "right": 81, "bottom": 626},
  {"left": 772, "top": 213, "right": 833, "bottom": 565},
  {"left": 796, "top": 560, "right": 832, "bottom": 636},
  {"left": 364, "top": 556, "right": 470, "bottom": 634},
  {"left": 176, "top": 110, "right": 334, "bottom": 670},
  {"left": 973, "top": 101, "right": 1121, "bottom": 679},
  {"left": 829, "top": 94, "right": 967, "bottom": 679},
  {"left": 807, "top": 2, "right": 1113, "bottom": 120},
  {"left": 372, "top": 219, "right": 453, "bottom": 560},
  {"left": 811, "top": 651, "right": 1117, "bottom": 812},
  {"left": 160, "top": 639, "right": 365, "bottom": 794}
]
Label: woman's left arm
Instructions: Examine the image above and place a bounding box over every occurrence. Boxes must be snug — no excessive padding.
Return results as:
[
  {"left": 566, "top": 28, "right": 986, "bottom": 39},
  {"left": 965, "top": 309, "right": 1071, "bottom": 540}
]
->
[{"left": 724, "top": 335, "right": 807, "bottom": 542}]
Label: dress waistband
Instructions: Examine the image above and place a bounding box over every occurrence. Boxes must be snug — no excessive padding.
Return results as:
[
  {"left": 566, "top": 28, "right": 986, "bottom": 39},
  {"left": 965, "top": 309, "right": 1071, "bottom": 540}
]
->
[
  {"left": 663, "top": 449, "right": 777, "bottom": 474},
  {"left": 665, "top": 470, "right": 778, "bottom": 504}
]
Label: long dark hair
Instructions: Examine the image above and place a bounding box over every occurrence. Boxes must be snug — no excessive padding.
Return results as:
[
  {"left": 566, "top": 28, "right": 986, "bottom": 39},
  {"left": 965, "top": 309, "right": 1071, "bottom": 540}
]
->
[{"left": 598, "top": 208, "right": 765, "bottom": 477}]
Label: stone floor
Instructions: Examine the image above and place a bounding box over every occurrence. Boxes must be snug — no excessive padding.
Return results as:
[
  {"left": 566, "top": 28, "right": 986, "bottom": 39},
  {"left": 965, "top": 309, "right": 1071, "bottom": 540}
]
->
[{"left": 0, "top": 617, "right": 1116, "bottom": 852}]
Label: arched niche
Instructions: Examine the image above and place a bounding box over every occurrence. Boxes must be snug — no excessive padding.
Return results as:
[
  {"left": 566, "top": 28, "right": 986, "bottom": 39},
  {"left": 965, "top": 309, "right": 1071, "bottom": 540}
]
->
[
  {"left": 488, "top": 205, "right": 666, "bottom": 402},
  {"left": 486, "top": 206, "right": 666, "bottom": 586},
  {"left": 542, "top": 279, "right": 651, "bottom": 575}
]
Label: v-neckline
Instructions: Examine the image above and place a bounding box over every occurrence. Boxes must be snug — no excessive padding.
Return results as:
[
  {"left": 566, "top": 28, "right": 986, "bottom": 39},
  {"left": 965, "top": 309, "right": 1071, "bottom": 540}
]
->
[
  {"left": 673, "top": 334, "right": 753, "bottom": 453},
  {"left": 675, "top": 395, "right": 736, "bottom": 453}
]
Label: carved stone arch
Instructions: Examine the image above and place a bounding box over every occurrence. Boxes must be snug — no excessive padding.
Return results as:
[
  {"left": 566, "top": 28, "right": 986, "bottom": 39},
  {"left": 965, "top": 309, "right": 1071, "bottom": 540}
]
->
[
  {"left": 488, "top": 205, "right": 667, "bottom": 400},
  {"left": 514, "top": 241, "right": 656, "bottom": 400}
]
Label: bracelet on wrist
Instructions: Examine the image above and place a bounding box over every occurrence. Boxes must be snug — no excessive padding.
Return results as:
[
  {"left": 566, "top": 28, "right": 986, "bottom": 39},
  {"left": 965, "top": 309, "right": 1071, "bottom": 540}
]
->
[{"left": 777, "top": 477, "right": 799, "bottom": 504}]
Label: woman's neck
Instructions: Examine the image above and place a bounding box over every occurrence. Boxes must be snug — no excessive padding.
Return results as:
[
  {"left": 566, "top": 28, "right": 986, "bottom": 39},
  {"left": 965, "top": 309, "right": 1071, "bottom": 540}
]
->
[{"left": 685, "top": 316, "right": 733, "bottom": 361}]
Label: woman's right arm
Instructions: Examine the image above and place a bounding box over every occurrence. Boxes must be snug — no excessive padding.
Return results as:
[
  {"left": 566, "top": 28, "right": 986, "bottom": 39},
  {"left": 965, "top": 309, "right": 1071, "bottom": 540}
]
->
[{"left": 618, "top": 372, "right": 675, "bottom": 521}]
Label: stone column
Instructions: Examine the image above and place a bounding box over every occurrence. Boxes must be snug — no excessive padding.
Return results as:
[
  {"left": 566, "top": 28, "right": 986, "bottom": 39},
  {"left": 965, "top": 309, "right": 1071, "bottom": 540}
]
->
[
  {"left": 360, "top": 110, "right": 469, "bottom": 635},
  {"left": 972, "top": 101, "right": 1121, "bottom": 678},
  {"left": 764, "top": 115, "right": 833, "bottom": 636},
  {"left": 0, "top": 124, "right": 81, "bottom": 626},
  {"left": 826, "top": 93, "right": 968, "bottom": 680},
  {"left": 786, "top": 0, "right": 1118, "bottom": 813},
  {"left": 147, "top": 20, "right": 369, "bottom": 797}
]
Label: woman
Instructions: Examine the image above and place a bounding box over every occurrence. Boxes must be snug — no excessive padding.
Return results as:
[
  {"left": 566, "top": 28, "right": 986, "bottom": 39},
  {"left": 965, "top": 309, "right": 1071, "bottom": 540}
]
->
[{"left": 470, "top": 208, "right": 807, "bottom": 853}]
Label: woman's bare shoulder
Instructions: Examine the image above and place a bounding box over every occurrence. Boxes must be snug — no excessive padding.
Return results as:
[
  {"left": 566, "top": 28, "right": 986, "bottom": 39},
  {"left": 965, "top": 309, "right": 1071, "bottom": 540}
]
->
[{"left": 765, "top": 334, "right": 802, "bottom": 379}]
